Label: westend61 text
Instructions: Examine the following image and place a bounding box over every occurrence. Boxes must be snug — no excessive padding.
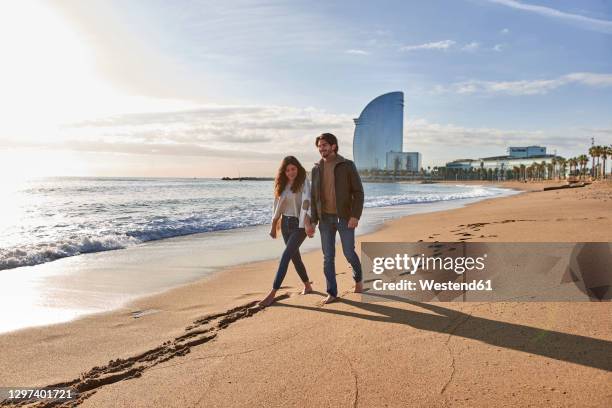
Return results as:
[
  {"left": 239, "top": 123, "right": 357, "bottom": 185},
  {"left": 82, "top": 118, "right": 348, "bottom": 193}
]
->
[{"left": 372, "top": 279, "right": 493, "bottom": 291}]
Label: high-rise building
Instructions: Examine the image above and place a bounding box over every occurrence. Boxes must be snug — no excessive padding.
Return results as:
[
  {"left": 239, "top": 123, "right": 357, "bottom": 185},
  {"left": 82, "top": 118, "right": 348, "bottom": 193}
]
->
[{"left": 353, "top": 91, "right": 404, "bottom": 170}]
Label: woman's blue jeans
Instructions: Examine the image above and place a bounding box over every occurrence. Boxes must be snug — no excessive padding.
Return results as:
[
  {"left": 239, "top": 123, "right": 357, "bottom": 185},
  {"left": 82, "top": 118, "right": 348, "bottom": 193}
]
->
[{"left": 272, "top": 215, "right": 309, "bottom": 290}]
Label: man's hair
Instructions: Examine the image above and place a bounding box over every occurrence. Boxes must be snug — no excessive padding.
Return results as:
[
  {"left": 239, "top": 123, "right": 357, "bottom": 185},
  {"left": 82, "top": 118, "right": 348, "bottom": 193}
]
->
[{"left": 315, "top": 133, "right": 338, "bottom": 153}]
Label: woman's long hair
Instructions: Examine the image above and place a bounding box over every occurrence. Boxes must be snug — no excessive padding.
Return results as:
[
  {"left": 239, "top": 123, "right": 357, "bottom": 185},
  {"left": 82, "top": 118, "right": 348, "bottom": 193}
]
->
[{"left": 274, "top": 156, "right": 306, "bottom": 197}]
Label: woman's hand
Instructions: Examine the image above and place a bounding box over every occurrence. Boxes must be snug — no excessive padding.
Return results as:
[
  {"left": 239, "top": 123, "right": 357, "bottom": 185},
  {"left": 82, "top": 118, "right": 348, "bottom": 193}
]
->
[{"left": 269, "top": 220, "right": 278, "bottom": 239}]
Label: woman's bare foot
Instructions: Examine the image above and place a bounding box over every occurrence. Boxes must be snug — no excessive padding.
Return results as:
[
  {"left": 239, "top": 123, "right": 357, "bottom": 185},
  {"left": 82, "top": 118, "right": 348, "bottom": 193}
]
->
[
  {"left": 259, "top": 290, "right": 278, "bottom": 307},
  {"left": 301, "top": 281, "right": 313, "bottom": 295},
  {"left": 354, "top": 282, "right": 363, "bottom": 293},
  {"left": 323, "top": 294, "right": 337, "bottom": 304}
]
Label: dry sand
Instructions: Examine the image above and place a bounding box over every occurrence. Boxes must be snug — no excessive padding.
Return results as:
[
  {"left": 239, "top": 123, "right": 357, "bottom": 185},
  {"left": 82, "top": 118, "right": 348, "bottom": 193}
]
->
[{"left": 1, "top": 181, "right": 611, "bottom": 407}]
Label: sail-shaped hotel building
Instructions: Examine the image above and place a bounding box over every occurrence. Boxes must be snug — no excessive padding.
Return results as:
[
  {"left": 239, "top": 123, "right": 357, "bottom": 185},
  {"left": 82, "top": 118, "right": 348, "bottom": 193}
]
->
[{"left": 353, "top": 91, "right": 421, "bottom": 172}]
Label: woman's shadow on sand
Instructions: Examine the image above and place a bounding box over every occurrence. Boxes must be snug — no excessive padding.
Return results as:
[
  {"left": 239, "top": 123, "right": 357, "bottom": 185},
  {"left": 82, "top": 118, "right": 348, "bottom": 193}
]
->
[{"left": 280, "top": 294, "right": 612, "bottom": 372}]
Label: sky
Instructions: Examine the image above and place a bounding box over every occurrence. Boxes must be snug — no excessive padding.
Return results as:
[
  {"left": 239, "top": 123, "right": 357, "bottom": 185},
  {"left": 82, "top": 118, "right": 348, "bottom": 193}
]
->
[{"left": 0, "top": 0, "right": 611, "bottom": 178}]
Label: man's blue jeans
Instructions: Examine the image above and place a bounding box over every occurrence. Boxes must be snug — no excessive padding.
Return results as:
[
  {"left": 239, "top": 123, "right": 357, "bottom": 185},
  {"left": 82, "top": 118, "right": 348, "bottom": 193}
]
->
[
  {"left": 272, "top": 215, "right": 309, "bottom": 290},
  {"left": 318, "top": 213, "right": 363, "bottom": 297}
]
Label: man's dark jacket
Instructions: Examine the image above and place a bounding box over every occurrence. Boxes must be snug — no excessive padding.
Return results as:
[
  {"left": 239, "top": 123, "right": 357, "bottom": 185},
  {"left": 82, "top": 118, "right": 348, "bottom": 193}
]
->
[{"left": 310, "top": 154, "right": 364, "bottom": 225}]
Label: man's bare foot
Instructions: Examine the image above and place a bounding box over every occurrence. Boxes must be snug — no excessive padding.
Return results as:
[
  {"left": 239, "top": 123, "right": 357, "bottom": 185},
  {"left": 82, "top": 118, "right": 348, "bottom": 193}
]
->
[
  {"left": 323, "top": 294, "right": 337, "bottom": 304},
  {"left": 301, "top": 281, "right": 313, "bottom": 295},
  {"left": 354, "top": 281, "right": 363, "bottom": 293},
  {"left": 259, "top": 290, "right": 277, "bottom": 307}
]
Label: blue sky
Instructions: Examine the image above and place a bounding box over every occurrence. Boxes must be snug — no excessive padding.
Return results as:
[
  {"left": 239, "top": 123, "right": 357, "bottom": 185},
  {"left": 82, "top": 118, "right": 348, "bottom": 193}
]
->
[{"left": 0, "top": 0, "right": 611, "bottom": 177}]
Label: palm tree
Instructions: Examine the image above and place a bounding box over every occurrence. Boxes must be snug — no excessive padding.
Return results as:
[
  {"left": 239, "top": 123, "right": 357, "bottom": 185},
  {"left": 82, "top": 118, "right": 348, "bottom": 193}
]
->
[
  {"left": 592, "top": 145, "right": 602, "bottom": 179},
  {"left": 601, "top": 145, "right": 610, "bottom": 180},
  {"left": 578, "top": 154, "right": 589, "bottom": 180},
  {"left": 589, "top": 146, "right": 597, "bottom": 178},
  {"left": 568, "top": 157, "right": 577, "bottom": 177},
  {"left": 557, "top": 157, "right": 567, "bottom": 179},
  {"left": 546, "top": 162, "right": 553, "bottom": 180},
  {"left": 538, "top": 161, "right": 545, "bottom": 181}
]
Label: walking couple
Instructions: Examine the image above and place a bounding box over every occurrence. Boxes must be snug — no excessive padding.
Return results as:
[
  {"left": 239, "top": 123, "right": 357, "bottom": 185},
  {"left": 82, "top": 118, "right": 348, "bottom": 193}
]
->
[{"left": 259, "top": 133, "right": 364, "bottom": 307}]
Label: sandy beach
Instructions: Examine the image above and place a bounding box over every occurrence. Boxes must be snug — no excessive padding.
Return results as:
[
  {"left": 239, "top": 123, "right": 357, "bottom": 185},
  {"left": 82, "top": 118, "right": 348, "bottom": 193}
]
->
[{"left": 1, "top": 181, "right": 611, "bottom": 407}]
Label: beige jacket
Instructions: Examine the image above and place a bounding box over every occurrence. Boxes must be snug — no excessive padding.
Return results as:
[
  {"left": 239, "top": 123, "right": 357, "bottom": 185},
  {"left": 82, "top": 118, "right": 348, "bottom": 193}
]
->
[{"left": 271, "top": 178, "right": 312, "bottom": 228}]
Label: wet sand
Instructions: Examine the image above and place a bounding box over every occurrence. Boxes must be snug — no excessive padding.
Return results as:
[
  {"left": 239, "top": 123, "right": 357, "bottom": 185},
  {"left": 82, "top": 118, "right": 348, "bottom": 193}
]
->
[{"left": 1, "top": 180, "right": 611, "bottom": 407}]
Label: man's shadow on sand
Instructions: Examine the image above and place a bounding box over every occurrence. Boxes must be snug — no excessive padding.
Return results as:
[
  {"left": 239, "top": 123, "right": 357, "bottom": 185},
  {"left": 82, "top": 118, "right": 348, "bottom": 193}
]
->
[{"left": 280, "top": 294, "right": 612, "bottom": 372}]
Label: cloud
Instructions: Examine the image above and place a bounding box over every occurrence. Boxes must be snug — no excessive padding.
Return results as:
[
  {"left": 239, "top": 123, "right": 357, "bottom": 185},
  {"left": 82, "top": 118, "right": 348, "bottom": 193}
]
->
[
  {"left": 399, "top": 40, "right": 456, "bottom": 51},
  {"left": 399, "top": 40, "right": 487, "bottom": 53},
  {"left": 405, "top": 118, "right": 590, "bottom": 165},
  {"left": 492, "top": 44, "right": 504, "bottom": 52},
  {"left": 406, "top": 118, "right": 547, "bottom": 147},
  {"left": 442, "top": 72, "right": 612, "bottom": 95},
  {"left": 3, "top": 104, "right": 355, "bottom": 163},
  {"left": 462, "top": 42, "right": 480, "bottom": 52},
  {"left": 345, "top": 49, "right": 369, "bottom": 55},
  {"left": 487, "top": 0, "right": 612, "bottom": 34},
  {"left": 580, "top": 127, "right": 612, "bottom": 137},
  {"left": 500, "top": 28, "right": 510, "bottom": 34}
]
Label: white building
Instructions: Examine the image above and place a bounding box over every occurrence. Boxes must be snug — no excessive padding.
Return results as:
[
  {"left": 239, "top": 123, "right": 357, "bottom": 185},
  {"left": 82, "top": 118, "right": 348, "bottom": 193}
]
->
[
  {"left": 508, "top": 146, "right": 546, "bottom": 158},
  {"left": 386, "top": 151, "right": 421, "bottom": 172},
  {"left": 446, "top": 146, "right": 562, "bottom": 178}
]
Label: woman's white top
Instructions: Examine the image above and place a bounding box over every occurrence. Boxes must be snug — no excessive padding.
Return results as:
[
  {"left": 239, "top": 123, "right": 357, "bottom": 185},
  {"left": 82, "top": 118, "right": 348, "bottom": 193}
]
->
[{"left": 271, "top": 178, "right": 311, "bottom": 228}]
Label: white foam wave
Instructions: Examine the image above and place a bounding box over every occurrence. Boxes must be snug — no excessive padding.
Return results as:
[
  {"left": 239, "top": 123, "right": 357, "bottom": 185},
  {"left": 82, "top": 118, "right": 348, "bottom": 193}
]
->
[
  {"left": 0, "top": 235, "right": 141, "bottom": 271},
  {"left": 364, "top": 187, "right": 501, "bottom": 208}
]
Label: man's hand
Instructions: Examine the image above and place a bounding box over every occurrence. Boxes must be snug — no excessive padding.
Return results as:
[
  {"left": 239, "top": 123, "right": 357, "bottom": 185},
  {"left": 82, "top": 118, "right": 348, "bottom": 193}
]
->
[{"left": 348, "top": 217, "right": 359, "bottom": 229}]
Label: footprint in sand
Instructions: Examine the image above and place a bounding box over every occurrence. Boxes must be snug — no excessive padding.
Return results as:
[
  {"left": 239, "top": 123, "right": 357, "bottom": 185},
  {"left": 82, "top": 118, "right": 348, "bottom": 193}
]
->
[{"left": 131, "top": 309, "right": 160, "bottom": 319}]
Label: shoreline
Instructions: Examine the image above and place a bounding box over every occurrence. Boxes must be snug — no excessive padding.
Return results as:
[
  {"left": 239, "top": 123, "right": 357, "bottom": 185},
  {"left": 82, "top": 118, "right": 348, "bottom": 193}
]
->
[
  {"left": 0, "top": 181, "right": 515, "bottom": 274},
  {"left": 0, "top": 184, "right": 519, "bottom": 335},
  {"left": 1, "top": 181, "right": 610, "bottom": 406}
]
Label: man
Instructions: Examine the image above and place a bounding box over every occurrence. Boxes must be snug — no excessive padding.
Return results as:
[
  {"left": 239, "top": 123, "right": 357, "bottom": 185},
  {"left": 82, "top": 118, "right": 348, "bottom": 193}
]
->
[{"left": 307, "top": 133, "right": 364, "bottom": 304}]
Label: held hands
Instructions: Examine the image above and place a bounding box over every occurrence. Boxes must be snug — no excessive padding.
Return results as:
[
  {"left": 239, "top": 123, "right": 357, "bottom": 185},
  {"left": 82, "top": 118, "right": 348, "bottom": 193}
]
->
[
  {"left": 305, "top": 223, "right": 315, "bottom": 238},
  {"left": 304, "top": 215, "right": 315, "bottom": 238},
  {"left": 348, "top": 217, "right": 359, "bottom": 229}
]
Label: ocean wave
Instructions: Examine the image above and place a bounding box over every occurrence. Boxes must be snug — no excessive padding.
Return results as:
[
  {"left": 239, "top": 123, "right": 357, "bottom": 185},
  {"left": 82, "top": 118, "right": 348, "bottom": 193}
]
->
[
  {"left": 1, "top": 184, "right": 512, "bottom": 271},
  {"left": 0, "top": 217, "right": 270, "bottom": 271},
  {"left": 363, "top": 187, "right": 501, "bottom": 208},
  {"left": 0, "top": 235, "right": 141, "bottom": 271}
]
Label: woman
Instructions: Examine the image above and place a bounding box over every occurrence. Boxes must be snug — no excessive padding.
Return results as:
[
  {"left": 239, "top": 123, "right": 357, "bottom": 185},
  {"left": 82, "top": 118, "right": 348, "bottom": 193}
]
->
[{"left": 259, "top": 156, "right": 314, "bottom": 307}]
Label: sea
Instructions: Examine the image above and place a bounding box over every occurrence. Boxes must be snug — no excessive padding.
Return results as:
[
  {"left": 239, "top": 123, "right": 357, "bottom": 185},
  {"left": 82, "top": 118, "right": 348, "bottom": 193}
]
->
[
  {"left": 0, "top": 177, "right": 516, "bottom": 272},
  {"left": 0, "top": 177, "right": 520, "bottom": 333}
]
